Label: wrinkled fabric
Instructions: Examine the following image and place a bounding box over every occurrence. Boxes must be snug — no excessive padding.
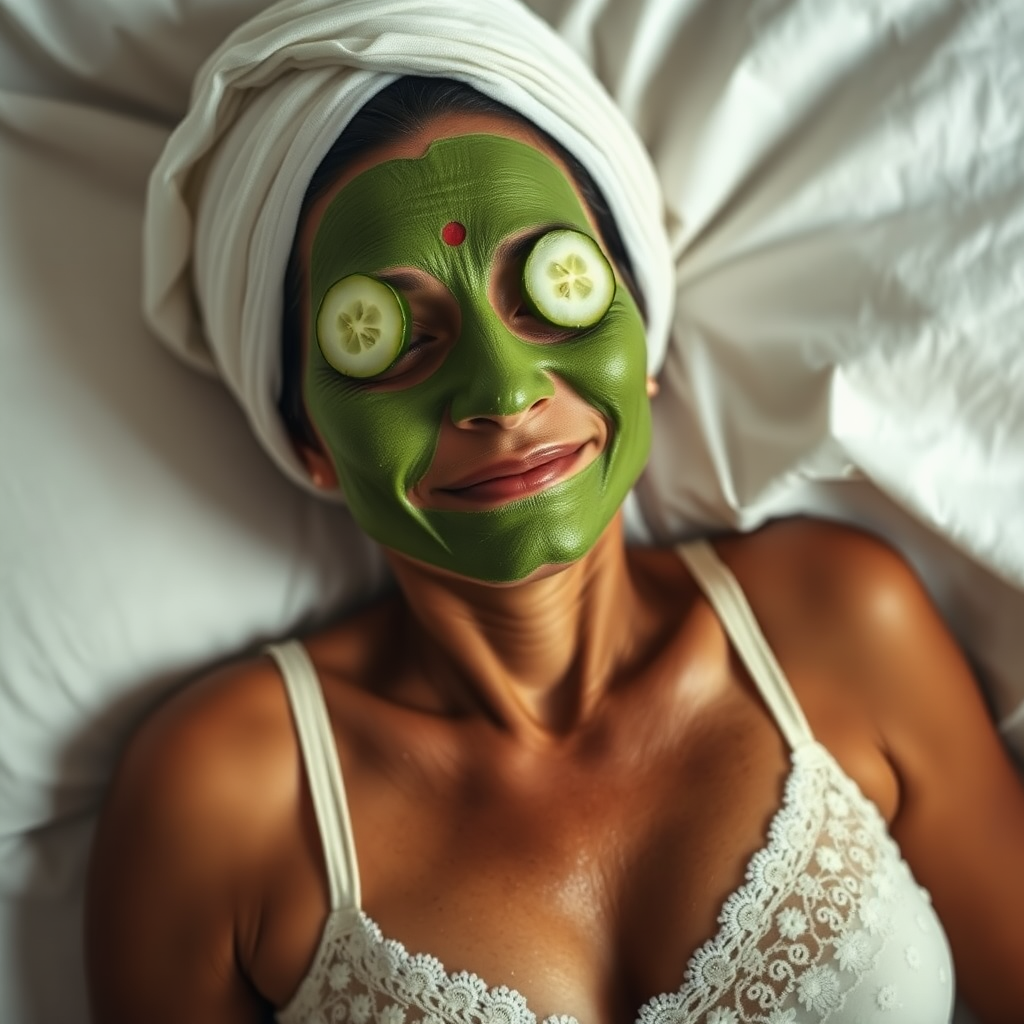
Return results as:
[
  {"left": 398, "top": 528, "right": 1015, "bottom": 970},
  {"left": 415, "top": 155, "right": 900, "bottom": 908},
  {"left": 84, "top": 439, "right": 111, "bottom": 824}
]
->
[{"left": 540, "top": 0, "right": 1024, "bottom": 594}]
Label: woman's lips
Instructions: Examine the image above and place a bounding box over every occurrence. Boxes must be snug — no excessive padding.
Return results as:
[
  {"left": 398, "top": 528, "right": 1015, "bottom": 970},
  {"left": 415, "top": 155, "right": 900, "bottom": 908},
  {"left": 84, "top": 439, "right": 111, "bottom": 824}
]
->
[{"left": 436, "top": 442, "right": 594, "bottom": 504}]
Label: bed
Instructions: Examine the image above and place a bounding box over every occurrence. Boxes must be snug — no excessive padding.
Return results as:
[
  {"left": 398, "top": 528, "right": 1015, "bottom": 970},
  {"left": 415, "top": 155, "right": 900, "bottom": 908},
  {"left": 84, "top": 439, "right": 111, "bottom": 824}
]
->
[{"left": 1, "top": 0, "right": 1021, "bottom": 1020}]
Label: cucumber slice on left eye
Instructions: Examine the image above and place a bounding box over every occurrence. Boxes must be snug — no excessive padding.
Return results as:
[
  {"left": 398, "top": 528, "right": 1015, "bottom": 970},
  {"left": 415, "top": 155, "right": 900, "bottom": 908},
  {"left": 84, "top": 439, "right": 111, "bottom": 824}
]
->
[
  {"left": 316, "top": 274, "right": 410, "bottom": 378},
  {"left": 522, "top": 229, "right": 615, "bottom": 328}
]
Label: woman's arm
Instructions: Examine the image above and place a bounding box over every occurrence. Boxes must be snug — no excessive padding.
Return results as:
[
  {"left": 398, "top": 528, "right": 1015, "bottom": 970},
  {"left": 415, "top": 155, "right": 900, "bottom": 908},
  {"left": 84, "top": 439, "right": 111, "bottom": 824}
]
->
[
  {"left": 85, "top": 671, "right": 279, "bottom": 1024},
  {"left": 823, "top": 533, "right": 1024, "bottom": 1023}
]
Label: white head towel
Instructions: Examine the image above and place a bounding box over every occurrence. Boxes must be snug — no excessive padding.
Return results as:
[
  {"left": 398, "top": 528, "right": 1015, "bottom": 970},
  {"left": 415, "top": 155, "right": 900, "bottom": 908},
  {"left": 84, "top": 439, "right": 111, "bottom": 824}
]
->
[{"left": 142, "top": 0, "right": 674, "bottom": 496}]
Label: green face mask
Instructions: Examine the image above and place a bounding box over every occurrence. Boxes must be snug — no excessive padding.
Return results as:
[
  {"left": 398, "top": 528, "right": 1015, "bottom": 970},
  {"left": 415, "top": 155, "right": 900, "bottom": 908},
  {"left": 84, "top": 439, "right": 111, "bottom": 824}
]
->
[{"left": 304, "top": 133, "right": 651, "bottom": 582}]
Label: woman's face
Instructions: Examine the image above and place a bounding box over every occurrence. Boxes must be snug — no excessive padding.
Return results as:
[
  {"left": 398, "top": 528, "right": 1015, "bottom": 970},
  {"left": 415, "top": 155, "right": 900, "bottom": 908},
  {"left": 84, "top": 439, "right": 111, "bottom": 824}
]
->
[{"left": 300, "top": 115, "right": 651, "bottom": 583}]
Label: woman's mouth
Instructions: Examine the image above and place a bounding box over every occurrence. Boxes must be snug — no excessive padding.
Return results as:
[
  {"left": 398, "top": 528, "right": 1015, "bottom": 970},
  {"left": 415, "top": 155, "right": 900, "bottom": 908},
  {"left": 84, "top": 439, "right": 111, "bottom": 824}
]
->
[{"left": 435, "top": 442, "right": 596, "bottom": 506}]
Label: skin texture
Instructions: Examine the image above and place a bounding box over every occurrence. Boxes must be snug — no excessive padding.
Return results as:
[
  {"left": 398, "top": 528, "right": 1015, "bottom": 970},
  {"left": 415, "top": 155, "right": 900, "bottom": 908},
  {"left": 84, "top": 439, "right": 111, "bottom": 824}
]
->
[
  {"left": 85, "top": 114, "right": 1024, "bottom": 1024},
  {"left": 304, "top": 134, "right": 650, "bottom": 582}
]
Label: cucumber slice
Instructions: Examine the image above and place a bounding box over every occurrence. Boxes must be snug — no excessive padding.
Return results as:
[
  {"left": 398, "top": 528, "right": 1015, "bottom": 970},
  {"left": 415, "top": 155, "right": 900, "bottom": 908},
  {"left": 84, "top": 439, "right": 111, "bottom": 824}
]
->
[
  {"left": 522, "top": 229, "right": 615, "bottom": 328},
  {"left": 316, "top": 274, "right": 410, "bottom": 378}
]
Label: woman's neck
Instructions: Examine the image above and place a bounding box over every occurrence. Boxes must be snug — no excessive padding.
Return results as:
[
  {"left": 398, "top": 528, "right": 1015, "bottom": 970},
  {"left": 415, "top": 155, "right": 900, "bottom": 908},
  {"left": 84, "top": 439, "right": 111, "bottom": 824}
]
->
[{"left": 385, "top": 515, "right": 643, "bottom": 742}]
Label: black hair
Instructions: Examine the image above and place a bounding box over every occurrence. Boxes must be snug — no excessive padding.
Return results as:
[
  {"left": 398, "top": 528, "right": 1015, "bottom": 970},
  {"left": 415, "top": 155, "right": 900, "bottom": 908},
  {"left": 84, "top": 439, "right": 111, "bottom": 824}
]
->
[{"left": 279, "top": 75, "right": 644, "bottom": 449}]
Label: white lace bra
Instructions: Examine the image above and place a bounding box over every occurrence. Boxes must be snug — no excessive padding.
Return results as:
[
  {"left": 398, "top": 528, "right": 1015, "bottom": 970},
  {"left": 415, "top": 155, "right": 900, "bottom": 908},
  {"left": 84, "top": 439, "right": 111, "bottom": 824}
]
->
[{"left": 270, "top": 541, "right": 955, "bottom": 1024}]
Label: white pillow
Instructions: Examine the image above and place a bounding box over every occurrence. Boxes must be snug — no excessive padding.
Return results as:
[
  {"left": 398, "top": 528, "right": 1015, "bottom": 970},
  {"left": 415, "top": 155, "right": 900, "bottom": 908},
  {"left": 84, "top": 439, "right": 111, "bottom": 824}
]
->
[
  {"left": 0, "top": 86, "right": 389, "bottom": 1021},
  {"left": 0, "top": 0, "right": 273, "bottom": 118}
]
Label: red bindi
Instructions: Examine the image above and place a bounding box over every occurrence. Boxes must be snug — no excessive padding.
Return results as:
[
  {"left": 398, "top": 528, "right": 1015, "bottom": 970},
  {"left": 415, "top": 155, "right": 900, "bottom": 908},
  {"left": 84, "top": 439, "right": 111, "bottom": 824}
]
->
[{"left": 441, "top": 221, "right": 467, "bottom": 246}]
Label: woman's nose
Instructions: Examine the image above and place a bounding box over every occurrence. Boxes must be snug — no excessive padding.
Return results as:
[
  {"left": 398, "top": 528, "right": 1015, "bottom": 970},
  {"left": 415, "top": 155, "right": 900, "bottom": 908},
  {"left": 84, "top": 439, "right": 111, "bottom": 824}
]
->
[{"left": 447, "top": 317, "right": 553, "bottom": 429}]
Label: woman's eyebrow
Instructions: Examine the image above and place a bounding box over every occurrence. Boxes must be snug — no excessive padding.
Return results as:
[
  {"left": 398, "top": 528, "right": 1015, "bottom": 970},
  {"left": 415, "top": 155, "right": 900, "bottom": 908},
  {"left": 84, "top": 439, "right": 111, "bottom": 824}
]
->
[
  {"left": 375, "top": 269, "right": 426, "bottom": 291},
  {"left": 499, "top": 222, "right": 581, "bottom": 263}
]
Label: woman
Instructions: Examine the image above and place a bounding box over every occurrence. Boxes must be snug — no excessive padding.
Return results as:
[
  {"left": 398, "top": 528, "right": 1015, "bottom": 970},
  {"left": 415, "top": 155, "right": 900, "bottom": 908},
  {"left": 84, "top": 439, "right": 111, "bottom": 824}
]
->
[{"left": 86, "top": 3, "right": 1024, "bottom": 1022}]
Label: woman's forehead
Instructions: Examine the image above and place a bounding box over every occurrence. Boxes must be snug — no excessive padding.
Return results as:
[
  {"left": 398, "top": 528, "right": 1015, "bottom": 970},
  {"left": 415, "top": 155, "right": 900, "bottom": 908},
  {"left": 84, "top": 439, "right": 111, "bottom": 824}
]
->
[
  {"left": 299, "top": 114, "right": 585, "bottom": 267},
  {"left": 306, "top": 134, "right": 594, "bottom": 292}
]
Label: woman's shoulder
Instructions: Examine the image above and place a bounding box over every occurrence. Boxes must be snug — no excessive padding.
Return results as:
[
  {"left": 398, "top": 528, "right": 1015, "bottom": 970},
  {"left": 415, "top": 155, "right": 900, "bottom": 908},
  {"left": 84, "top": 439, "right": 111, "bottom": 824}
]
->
[
  {"left": 86, "top": 653, "right": 307, "bottom": 1013},
  {"left": 712, "top": 518, "right": 956, "bottom": 702},
  {"left": 114, "top": 593, "right": 415, "bottom": 803},
  {"left": 640, "top": 517, "right": 927, "bottom": 695},
  {"left": 719, "top": 513, "right": 913, "bottom": 581},
  {"left": 675, "top": 519, "right": 956, "bottom": 819},
  {"left": 101, "top": 652, "right": 301, "bottom": 862},
  {"left": 647, "top": 517, "right": 941, "bottom": 729},
  {"left": 707, "top": 517, "right": 930, "bottom": 644},
  {"left": 709, "top": 520, "right": 1010, "bottom": 813},
  {"left": 655, "top": 516, "right": 917, "bottom": 596},
  {"left": 723, "top": 518, "right": 992, "bottom": 748}
]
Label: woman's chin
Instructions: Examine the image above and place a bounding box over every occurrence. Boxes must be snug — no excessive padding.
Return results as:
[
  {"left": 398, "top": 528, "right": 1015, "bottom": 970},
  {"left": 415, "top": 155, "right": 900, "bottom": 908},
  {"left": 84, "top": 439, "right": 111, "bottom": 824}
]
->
[{"left": 384, "top": 545, "right": 579, "bottom": 587}]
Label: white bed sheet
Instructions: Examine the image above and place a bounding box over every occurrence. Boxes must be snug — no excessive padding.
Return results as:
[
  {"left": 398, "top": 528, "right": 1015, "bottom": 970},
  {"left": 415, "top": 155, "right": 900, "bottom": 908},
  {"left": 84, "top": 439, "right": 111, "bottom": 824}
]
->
[{"left": 1, "top": 0, "right": 1020, "bottom": 1020}]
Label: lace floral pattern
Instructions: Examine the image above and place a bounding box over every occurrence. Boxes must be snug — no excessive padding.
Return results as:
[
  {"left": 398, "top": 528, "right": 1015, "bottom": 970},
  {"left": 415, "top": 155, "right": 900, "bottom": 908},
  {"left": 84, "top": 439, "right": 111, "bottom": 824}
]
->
[
  {"left": 636, "top": 744, "right": 908, "bottom": 1024},
  {"left": 278, "top": 744, "right": 950, "bottom": 1024}
]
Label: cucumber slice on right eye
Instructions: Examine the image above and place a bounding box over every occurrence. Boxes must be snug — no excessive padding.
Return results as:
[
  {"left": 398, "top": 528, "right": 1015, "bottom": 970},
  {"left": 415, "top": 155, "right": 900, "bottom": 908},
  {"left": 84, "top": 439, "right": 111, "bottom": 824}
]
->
[
  {"left": 522, "top": 229, "right": 615, "bottom": 329},
  {"left": 316, "top": 274, "right": 410, "bottom": 378}
]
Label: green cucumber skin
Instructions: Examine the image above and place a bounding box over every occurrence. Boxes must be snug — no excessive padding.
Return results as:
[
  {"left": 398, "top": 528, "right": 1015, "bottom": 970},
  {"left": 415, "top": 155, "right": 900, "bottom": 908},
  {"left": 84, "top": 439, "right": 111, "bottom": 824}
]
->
[
  {"left": 316, "top": 275, "right": 411, "bottom": 378},
  {"left": 522, "top": 229, "right": 615, "bottom": 329}
]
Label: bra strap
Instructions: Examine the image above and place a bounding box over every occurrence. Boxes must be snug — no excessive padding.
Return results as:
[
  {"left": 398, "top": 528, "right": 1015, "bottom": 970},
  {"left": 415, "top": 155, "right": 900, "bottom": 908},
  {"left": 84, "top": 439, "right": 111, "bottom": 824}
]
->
[
  {"left": 266, "top": 640, "right": 361, "bottom": 910},
  {"left": 676, "top": 540, "right": 814, "bottom": 750}
]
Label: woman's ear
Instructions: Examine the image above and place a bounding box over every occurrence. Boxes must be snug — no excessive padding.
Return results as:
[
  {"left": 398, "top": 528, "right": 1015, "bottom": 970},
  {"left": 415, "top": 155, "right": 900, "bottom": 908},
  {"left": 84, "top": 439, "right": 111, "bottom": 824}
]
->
[
  {"left": 294, "top": 437, "right": 339, "bottom": 491},
  {"left": 646, "top": 375, "right": 659, "bottom": 398}
]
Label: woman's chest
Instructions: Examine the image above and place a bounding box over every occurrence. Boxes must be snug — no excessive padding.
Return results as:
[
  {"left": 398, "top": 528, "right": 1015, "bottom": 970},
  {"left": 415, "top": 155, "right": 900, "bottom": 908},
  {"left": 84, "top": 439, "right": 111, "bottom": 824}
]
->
[
  {"left": 253, "top": 636, "right": 908, "bottom": 1021},
  {"left": 264, "top": 738, "right": 948, "bottom": 1024},
  {"left": 259, "top": 707, "right": 798, "bottom": 1017}
]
